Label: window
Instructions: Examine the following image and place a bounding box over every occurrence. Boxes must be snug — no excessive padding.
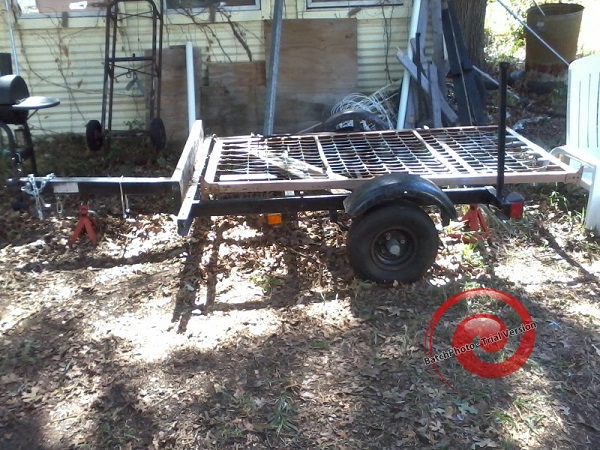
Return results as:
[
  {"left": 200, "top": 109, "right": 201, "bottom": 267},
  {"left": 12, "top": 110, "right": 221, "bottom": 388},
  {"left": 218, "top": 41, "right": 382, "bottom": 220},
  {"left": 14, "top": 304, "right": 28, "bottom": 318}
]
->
[
  {"left": 166, "top": 0, "right": 259, "bottom": 11},
  {"left": 17, "top": 0, "right": 261, "bottom": 15},
  {"left": 307, "top": 0, "right": 403, "bottom": 9},
  {"left": 17, "top": 0, "right": 101, "bottom": 15}
]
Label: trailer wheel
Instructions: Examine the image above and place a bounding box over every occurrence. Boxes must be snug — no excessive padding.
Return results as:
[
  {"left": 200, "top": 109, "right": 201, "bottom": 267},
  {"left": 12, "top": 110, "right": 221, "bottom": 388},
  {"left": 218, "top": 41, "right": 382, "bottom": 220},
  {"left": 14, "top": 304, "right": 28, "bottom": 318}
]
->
[
  {"left": 347, "top": 205, "right": 438, "bottom": 283},
  {"left": 149, "top": 117, "right": 166, "bottom": 151},
  {"left": 86, "top": 120, "right": 104, "bottom": 152}
]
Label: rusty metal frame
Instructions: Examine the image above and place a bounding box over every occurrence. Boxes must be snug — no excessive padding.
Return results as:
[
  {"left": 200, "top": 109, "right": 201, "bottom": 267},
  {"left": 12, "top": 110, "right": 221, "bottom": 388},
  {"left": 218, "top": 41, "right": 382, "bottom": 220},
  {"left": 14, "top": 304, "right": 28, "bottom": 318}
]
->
[{"left": 197, "top": 126, "right": 579, "bottom": 195}]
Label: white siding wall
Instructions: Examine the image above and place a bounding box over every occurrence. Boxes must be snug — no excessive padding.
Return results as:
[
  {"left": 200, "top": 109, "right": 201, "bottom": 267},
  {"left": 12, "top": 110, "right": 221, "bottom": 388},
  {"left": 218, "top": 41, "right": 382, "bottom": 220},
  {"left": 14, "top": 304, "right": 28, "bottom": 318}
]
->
[{"left": 0, "top": 0, "right": 412, "bottom": 135}]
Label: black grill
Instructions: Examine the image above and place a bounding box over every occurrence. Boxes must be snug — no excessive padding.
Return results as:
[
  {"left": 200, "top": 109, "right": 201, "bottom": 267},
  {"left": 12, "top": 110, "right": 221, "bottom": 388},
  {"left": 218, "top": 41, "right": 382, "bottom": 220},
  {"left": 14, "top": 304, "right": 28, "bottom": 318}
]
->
[
  {"left": 0, "top": 75, "right": 30, "bottom": 125},
  {"left": 0, "top": 74, "right": 60, "bottom": 176}
]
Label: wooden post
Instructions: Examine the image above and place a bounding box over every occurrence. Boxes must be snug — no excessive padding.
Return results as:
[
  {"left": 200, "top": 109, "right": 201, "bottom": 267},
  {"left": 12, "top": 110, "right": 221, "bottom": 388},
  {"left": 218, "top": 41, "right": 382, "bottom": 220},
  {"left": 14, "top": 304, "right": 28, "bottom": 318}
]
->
[
  {"left": 397, "top": 49, "right": 459, "bottom": 124},
  {"left": 428, "top": 62, "right": 443, "bottom": 127},
  {"left": 430, "top": 0, "right": 448, "bottom": 97}
]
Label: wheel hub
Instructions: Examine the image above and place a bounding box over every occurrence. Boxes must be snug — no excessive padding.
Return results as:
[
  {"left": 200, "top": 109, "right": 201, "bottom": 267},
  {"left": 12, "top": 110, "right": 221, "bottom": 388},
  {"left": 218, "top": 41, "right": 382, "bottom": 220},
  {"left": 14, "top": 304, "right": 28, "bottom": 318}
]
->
[
  {"left": 385, "top": 238, "right": 403, "bottom": 256},
  {"left": 373, "top": 230, "right": 413, "bottom": 267}
]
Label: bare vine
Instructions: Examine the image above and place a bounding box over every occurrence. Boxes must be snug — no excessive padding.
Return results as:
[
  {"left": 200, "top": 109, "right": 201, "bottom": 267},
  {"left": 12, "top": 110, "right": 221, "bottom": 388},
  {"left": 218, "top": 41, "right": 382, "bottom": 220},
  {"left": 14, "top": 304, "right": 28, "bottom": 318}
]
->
[
  {"left": 171, "top": 3, "right": 255, "bottom": 62},
  {"left": 39, "top": 29, "right": 87, "bottom": 123},
  {"left": 220, "top": 10, "right": 253, "bottom": 62}
]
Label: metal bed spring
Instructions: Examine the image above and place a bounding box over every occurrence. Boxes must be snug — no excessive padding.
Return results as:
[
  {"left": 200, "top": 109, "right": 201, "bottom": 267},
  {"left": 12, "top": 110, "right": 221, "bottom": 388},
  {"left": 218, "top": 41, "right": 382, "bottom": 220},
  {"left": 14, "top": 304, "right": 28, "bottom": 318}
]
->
[{"left": 200, "top": 126, "right": 580, "bottom": 194}]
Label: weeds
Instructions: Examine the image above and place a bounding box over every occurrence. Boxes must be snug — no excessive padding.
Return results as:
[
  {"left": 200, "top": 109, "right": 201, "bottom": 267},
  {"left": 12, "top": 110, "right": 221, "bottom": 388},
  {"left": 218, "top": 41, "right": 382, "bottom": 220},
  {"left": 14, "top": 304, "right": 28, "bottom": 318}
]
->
[
  {"left": 220, "top": 424, "right": 245, "bottom": 438},
  {"left": 396, "top": 324, "right": 413, "bottom": 354},
  {"left": 269, "top": 394, "right": 298, "bottom": 435},
  {"left": 490, "top": 409, "right": 517, "bottom": 427},
  {"left": 96, "top": 420, "right": 136, "bottom": 448},
  {"left": 251, "top": 274, "right": 285, "bottom": 295},
  {"left": 124, "top": 118, "right": 146, "bottom": 130},
  {"left": 548, "top": 189, "right": 570, "bottom": 211},
  {"left": 16, "top": 339, "right": 39, "bottom": 365},
  {"left": 462, "top": 280, "right": 482, "bottom": 291},
  {"left": 547, "top": 85, "right": 568, "bottom": 112},
  {"left": 461, "top": 243, "right": 485, "bottom": 269},
  {"left": 308, "top": 339, "right": 331, "bottom": 350},
  {"left": 220, "top": 384, "right": 299, "bottom": 436},
  {"left": 223, "top": 391, "right": 257, "bottom": 417},
  {"left": 349, "top": 278, "right": 374, "bottom": 298}
]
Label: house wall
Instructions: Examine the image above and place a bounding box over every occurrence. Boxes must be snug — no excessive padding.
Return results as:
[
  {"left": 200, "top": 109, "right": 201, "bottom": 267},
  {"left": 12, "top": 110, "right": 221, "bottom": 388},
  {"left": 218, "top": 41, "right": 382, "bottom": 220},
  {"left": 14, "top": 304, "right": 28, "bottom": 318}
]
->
[{"left": 0, "top": 0, "right": 411, "bottom": 136}]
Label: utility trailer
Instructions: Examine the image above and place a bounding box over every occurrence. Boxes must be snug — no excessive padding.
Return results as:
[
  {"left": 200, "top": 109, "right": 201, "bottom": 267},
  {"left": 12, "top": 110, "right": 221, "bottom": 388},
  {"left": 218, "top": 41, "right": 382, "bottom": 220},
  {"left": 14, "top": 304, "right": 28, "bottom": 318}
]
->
[
  {"left": 24, "top": 120, "right": 580, "bottom": 283},
  {"left": 2, "top": 70, "right": 580, "bottom": 283}
]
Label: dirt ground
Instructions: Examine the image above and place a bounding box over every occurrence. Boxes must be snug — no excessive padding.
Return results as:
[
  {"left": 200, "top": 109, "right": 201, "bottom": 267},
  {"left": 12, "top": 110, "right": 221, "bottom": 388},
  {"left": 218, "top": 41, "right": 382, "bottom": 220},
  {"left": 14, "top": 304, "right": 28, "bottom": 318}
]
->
[{"left": 1, "top": 93, "right": 600, "bottom": 449}]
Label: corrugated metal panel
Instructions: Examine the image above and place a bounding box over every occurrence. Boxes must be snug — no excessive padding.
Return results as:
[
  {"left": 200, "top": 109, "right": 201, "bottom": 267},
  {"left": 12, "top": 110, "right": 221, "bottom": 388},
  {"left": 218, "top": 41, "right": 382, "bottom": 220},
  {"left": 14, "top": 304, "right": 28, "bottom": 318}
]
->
[{"left": 0, "top": 2, "right": 410, "bottom": 136}]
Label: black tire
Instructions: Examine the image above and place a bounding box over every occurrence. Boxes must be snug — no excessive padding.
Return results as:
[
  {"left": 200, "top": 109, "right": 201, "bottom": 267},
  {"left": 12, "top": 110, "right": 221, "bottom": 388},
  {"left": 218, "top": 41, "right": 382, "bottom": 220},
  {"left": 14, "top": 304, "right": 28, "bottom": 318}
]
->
[
  {"left": 320, "top": 110, "right": 389, "bottom": 133},
  {"left": 347, "top": 205, "right": 438, "bottom": 283},
  {"left": 149, "top": 117, "right": 166, "bottom": 151},
  {"left": 86, "top": 120, "right": 104, "bottom": 151}
]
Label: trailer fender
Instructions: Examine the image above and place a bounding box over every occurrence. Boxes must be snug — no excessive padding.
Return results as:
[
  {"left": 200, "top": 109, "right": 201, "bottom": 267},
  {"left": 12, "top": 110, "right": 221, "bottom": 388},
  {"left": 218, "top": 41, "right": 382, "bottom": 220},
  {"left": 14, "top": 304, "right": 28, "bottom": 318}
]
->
[{"left": 343, "top": 173, "right": 458, "bottom": 225}]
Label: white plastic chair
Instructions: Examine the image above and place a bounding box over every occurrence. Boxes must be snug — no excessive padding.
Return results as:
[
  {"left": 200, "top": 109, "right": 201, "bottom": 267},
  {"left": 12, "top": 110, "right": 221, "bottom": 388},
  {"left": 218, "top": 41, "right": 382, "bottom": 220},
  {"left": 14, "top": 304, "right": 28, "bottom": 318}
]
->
[{"left": 551, "top": 53, "right": 600, "bottom": 230}]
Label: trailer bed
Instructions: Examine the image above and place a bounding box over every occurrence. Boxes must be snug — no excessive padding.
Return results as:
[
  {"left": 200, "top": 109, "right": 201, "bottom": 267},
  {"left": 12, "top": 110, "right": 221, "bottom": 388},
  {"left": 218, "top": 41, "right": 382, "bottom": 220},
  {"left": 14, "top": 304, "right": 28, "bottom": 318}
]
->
[{"left": 196, "top": 126, "right": 579, "bottom": 195}]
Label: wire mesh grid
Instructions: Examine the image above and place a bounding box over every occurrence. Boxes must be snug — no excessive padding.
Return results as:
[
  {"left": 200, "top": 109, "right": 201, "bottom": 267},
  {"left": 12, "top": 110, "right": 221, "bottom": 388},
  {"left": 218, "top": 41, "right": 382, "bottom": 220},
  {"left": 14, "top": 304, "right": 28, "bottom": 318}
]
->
[
  {"left": 202, "top": 126, "right": 576, "bottom": 193},
  {"left": 417, "top": 128, "right": 541, "bottom": 174}
]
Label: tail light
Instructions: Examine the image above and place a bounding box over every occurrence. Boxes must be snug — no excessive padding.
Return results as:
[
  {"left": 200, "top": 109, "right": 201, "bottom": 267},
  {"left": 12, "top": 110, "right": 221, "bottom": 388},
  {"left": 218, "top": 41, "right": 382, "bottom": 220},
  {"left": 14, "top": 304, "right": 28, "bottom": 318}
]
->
[
  {"left": 266, "top": 213, "right": 283, "bottom": 225},
  {"left": 503, "top": 192, "right": 525, "bottom": 219}
]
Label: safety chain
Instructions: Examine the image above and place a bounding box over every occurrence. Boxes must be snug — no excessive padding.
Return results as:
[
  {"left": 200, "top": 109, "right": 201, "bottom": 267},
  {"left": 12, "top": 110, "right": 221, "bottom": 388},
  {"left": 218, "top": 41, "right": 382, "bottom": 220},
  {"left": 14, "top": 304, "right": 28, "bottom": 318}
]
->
[{"left": 21, "top": 173, "right": 55, "bottom": 219}]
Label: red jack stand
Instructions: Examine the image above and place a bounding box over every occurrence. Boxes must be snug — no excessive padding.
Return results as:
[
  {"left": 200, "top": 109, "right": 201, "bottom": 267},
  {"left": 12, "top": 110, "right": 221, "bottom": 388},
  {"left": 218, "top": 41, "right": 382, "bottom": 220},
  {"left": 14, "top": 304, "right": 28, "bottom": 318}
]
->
[
  {"left": 450, "top": 204, "right": 490, "bottom": 243},
  {"left": 69, "top": 204, "right": 98, "bottom": 246}
]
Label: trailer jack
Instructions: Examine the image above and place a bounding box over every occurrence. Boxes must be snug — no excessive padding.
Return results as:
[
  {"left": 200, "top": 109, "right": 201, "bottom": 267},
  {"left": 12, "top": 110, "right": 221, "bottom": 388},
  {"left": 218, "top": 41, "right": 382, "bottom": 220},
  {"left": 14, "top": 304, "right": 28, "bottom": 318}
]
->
[
  {"left": 69, "top": 204, "right": 98, "bottom": 246},
  {"left": 450, "top": 204, "right": 491, "bottom": 243}
]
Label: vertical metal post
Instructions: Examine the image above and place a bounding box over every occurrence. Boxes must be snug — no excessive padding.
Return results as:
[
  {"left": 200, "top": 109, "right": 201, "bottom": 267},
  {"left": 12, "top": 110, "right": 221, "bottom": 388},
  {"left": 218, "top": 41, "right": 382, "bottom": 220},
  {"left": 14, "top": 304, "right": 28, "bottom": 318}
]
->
[
  {"left": 107, "top": 4, "right": 118, "bottom": 134},
  {"left": 155, "top": 0, "right": 164, "bottom": 120},
  {"left": 149, "top": 0, "right": 158, "bottom": 120},
  {"left": 264, "top": 0, "right": 284, "bottom": 136},
  {"left": 497, "top": 62, "right": 509, "bottom": 199},
  {"left": 3, "top": 0, "right": 19, "bottom": 75},
  {"left": 396, "top": 0, "right": 423, "bottom": 129},
  {"left": 101, "top": 2, "right": 113, "bottom": 131},
  {"left": 186, "top": 42, "right": 196, "bottom": 132}
]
